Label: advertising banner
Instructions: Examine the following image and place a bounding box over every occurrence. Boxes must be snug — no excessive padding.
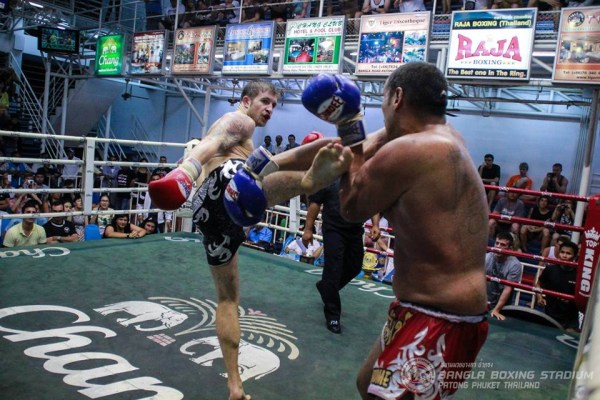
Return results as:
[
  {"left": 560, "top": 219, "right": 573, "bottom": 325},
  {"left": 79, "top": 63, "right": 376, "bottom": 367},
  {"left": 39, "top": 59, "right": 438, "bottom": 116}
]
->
[
  {"left": 172, "top": 26, "right": 217, "bottom": 75},
  {"left": 355, "top": 12, "right": 430, "bottom": 76},
  {"left": 222, "top": 22, "right": 275, "bottom": 75},
  {"left": 95, "top": 34, "right": 125, "bottom": 76},
  {"left": 445, "top": 9, "right": 537, "bottom": 80},
  {"left": 130, "top": 31, "right": 165, "bottom": 75},
  {"left": 553, "top": 7, "right": 600, "bottom": 84},
  {"left": 282, "top": 16, "right": 345, "bottom": 75}
]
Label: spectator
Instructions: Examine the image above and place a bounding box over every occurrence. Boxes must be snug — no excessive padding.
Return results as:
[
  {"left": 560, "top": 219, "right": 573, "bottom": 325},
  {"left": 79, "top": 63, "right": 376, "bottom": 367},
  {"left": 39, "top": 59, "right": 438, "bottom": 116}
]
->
[
  {"left": 292, "top": 0, "right": 311, "bottom": 17},
  {"left": 328, "top": 0, "right": 362, "bottom": 21},
  {"left": 535, "top": 240, "right": 579, "bottom": 332},
  {"left": 89, "top": 194, "right": 114, "bottom": 236},
  {"left": 303, "top": 178, "right": 376, "bottom": 334},
  {"left": 491, "top": 0, "right": 522, "bottom": 7},
  {"left": 10, "top": 172, "right": 44, "bottom": 218},
  {"left": 395, "top": 0, "right": 426, "bottom": 12},
  {"left": 133, "top": 157, "right": 152, "bottom": 186},
  {"left": 104, "top": 213, "right": 147, "bottom": 239},
  {"left": 161, "top": 0, "right": 191, "bottom": 30},
  {"left": 273, "top": 134, "right": 286, "bottom": 154},
  {"left": 6, "top": 150, "right": 32, "bottom": 188},
  {"left": 101, "top": 154, "right": 120, "bottom": 190},
  {"left": 488, "top": 191, "right": 527, "bottom": 241},
  {"left": 478, "top": 153, "right": 501, "bottom": 209},
  {"left": 362, "top": 0, "right": 392, "bottom": 14},
  {"left": 539, "top": 234, "right": 570, "bottom": 268},
  {"left": 285, "top": 134, "right": 299, "bottom": 151},
  {"left": 44, "top": 201, "right": 81, "bottom": 243},
  {"left": 247, "top": 224, "right": 274, "bottom": 252},
  {"left": 224, "top": 0, "right": 242, "bottom": 23},
  {"left": 0, "top": 81, "right": 11, "bottom": 129},
  {"left": 70, "top": 196, "right": 87, "bottom": 240},
  {"left": 504, "top": 162, "right": 534, "bottom": 201},
  {"left": 527, "top": 0, "right": 563, "bottom": 10},
  {"left": 242, "top": 0, "right": 266, "bottom": 22},
  {"left": 0, "top": 171, "right": 10, "bottom": 212},
  {"left": 60, "top": 148, "right": 81, "bottom": 185},
  {"left": 540, "top": 163, "right": 568, "bottom": 195},
  {"left": 486, "top": 232, "right": 523, "bottom": 320},
  {"left": 270, "top": 0, "right": 292, "bottom": 22},
  {"left": 262, "top": 135, "right": 275, "bottom": 154},
  {"left": 144, "top": 0, "right": 163, "bottom": 30},
  {"left": 2, "top": 200, "right": 47, "bottom": 248},
  {"left": 285, "top": 227, "right": 323, "bottom": 259},
  {"left": 519, "top": 195, "right": 552, "bottom": 253},
  {"left": 247, "top": 224, "right": 273, "bottom": 244},
  {"left": 462, "top": 0, "right": 490, "bottom": 9},
  {"left": 152, "top": 155, "right": 172, "bottom": 178},
  {"left": 544, "top": 198, "right": 575, "bottom": 249},
  {"left": 114, "top": 160, "right": 136, "bottom": 211},
  {"left": 140, "top": 216, "right": 157, "bottom": 234},
  {"left": 35, "top": 157, "right": 61, "bottom": 188},
  {"left": 61, "top": 178, "right": 77, "bottom": 204}
]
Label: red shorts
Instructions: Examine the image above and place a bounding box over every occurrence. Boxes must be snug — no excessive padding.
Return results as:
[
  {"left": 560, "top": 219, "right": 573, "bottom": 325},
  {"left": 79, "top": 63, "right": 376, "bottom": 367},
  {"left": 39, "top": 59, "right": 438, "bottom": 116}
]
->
[{"left": 368, "top": 301, "right": 488, "bottom": 399}]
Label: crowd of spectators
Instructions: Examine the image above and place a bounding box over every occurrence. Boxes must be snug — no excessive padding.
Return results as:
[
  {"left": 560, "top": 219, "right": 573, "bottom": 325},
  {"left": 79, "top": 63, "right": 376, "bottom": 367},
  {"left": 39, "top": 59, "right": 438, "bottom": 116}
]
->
[
  {"left": 138, "top": 0, "right": 577, "bottom": 32},
  {"left": 0, "top": 143, "right": 175, "bottom": 247}
]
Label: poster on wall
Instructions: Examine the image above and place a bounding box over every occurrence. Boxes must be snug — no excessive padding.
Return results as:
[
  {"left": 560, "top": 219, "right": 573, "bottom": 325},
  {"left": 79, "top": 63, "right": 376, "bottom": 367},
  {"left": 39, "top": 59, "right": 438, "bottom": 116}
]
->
[
  {"left": 172, "top": 26, "right": 217, "bottom": 75},
  {"left": 222, "top": 21, "right": 275, "bottom": 75},
  {"left": 445, "top": 9, "right": 537, "bottom": 81},
  {"left": 94, "top": 34, "right": 125, "bottom": 76},
  {"left": 553, "top": 7, "right": 600, "bottom": 84},
  {"left": 282, "top": 16, "right": 345, "bottom": 75},
  {"left": 355, "top": 12, "right": 430, "bottom": 76},
  {"left": 130, "top": 31, "right": 165, "bottom": 75}
]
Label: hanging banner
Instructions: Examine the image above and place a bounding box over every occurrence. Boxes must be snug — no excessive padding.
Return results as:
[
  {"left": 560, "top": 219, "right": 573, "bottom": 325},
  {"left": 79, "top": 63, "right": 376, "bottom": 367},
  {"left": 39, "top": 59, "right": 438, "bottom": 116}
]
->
[
  {"left": 282, "top": 16, "right": 345, "bottom": 75},
  {"left": 553, "top": 7, "right": 600, "bottom": 84},
  {"left": 445, "top": 9, "right": 537, "bottom": 80},
  {"left": 172, "top": 26, "right": 217, "bottom": 75},
  {"left": 130, "top": 31, "right": 166, "bottom": 76},
  {"left": 355, "top": 12, "right": 430, "bottom": 76},
  {"left": 222, "top": 21, "right": 275, "bottom": 75},
  {"left": 94, "top": 34, "right": 125, "bottom": 77}
]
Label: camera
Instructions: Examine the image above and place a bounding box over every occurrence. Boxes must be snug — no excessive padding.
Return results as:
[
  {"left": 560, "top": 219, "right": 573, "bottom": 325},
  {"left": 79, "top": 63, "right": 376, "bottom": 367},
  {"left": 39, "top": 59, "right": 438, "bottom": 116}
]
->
[
  {"left": 25, "top": 179, "right": 34, "bottom": 186},
  {"left": 547, "top": 173, "right": 555, "bottom": 178}
]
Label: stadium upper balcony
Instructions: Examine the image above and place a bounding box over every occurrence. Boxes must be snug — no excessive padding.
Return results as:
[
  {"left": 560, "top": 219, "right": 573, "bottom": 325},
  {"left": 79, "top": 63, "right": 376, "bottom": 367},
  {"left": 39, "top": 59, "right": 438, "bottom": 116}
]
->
[{"left": 9, "top": 1, "right": 561, "bottom": 81}]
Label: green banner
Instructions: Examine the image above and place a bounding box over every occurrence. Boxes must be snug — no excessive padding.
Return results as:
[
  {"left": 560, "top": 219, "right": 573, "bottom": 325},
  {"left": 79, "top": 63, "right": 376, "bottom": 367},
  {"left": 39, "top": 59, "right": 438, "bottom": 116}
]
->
[{"left": 95, "top": 34, "right": 125, "bottom": 76}]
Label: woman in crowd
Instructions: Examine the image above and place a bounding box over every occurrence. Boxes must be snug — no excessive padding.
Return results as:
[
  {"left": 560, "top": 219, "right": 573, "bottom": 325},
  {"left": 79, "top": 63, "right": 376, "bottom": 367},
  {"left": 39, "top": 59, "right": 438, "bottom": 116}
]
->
[
  {"left": 89, "top": 194, "right": 114, "bottom": 236},
  {"left": 104, "top": 213, "right": 147, "bottom": 239}
]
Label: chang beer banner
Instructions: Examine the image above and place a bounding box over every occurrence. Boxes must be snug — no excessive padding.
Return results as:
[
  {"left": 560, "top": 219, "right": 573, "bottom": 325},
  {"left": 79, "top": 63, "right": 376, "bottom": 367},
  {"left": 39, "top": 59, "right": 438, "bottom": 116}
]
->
[
  {"left": 355, "top": 12, "right": 431, "bottom": 76},
  {"left": 553, "top": 7, "right": 600, "bottom": 84},
  {"left": 445, "top": 9, "right": 537, "bottom": 80},
  {"left": 95, "top": 34, "right": 125, "bottom": 76},
  {"left": 282, "top": 16, "right": 345, "bottom": 75}
]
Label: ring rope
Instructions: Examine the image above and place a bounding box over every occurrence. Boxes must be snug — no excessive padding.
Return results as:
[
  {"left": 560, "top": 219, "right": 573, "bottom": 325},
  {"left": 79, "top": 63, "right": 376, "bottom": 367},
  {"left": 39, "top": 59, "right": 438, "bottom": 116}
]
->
[
  {"left": 486, "top": 276, "right": 575, "bottom": 302},
  {"left": 483, "top": 184, "right": 589, "bottom": 203}
]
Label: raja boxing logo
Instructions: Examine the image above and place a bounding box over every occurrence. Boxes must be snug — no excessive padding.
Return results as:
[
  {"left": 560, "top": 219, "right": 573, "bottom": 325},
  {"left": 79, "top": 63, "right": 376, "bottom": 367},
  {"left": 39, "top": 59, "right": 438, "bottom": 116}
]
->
[{"left": 0, "top": 297, "right": 299, "bottom": 399}]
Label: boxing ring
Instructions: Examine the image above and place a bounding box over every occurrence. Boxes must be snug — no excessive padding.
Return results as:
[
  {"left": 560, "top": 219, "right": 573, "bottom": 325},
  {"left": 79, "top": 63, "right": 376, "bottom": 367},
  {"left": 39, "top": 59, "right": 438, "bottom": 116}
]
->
[{"left": 0, "top": 131, "right": 598, "bottom": 398}]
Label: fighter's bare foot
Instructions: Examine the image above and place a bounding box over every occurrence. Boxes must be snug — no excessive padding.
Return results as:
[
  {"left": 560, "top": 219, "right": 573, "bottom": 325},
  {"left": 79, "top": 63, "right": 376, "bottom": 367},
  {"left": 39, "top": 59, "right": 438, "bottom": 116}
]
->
[
  {"left": 229, "top": 389, "right": 251, "bottom": 400},
  {"left": 301, "top": 143, "right": 352, "bottom": 192}
]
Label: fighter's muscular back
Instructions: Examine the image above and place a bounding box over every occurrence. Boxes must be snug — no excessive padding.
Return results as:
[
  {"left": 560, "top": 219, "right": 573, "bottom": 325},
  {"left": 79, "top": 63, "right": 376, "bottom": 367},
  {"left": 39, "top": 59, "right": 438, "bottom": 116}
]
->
[{"left": 342, "top": 125, "right": 488, "bottom": 316}]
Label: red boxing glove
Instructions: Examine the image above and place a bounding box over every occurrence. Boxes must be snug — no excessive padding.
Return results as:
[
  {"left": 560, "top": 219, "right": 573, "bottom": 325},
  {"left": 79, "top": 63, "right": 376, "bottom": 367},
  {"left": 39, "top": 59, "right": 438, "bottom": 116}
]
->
[
  {"left": 148, "top": 168, "right": 193, "bottom": 210},
  {"left": 301, "top": 131, "right": 324, "bottom": 145}
]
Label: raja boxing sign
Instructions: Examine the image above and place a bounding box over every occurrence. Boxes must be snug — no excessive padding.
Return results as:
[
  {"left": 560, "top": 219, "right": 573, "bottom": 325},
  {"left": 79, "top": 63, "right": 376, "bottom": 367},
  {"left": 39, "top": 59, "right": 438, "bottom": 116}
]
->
[{"left": 445, "top": 9, "right": 537, "bottom": 80}]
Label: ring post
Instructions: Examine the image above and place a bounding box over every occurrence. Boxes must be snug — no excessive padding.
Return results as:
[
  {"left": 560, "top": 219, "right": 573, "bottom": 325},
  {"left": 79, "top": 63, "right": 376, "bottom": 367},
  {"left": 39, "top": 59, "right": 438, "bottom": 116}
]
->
[
  {"left": 576, "top": 194, "right": 600, "bottom": 313},
  {"left": 83, "top": 138, "right": 96, "bottom": 215}
]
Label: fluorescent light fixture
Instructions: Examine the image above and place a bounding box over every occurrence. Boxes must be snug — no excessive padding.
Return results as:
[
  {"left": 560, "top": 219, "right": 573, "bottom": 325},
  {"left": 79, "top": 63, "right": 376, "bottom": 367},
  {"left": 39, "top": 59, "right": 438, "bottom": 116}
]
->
[
  {"left": 215, "top": 54, "right": 223, "bottom": 59},
  {"left": 532, "top": 51, "right": 555, "bottom": 57},
  {"left": 350, "top": 52, "right": 357, "bottom": 56},
  {"left": 29, "top": 1, "right": 44, "bottom": 8}
]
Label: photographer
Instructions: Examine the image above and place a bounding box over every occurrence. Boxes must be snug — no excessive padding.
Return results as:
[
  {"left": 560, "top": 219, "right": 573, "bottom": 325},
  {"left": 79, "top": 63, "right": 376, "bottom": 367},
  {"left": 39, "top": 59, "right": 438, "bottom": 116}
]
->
[
  {"left": 544, "top": 199, "right": 575, "bottom": 249},
  {"left": 10, "top": 173, "right": 44, "bottom": 215},
  {"left": 540, "top": 163, "right": 568, "bottom": 194}
]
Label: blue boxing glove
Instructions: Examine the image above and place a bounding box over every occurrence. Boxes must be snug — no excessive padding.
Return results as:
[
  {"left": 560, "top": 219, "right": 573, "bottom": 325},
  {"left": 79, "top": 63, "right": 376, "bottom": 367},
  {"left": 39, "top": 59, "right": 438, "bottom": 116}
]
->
[
  {"left": 301, "top": 74, "right": 365, "bottom": 147},
  {"left": 224, "top": 147, "right": 279, "bottom": 227}
]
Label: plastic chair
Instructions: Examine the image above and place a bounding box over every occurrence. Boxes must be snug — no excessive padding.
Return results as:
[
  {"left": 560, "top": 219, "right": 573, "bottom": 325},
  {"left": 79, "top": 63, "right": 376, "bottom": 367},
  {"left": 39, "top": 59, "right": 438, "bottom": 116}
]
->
[{"left": 84, "top": 224, "right": 102, "bottom": 241}]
